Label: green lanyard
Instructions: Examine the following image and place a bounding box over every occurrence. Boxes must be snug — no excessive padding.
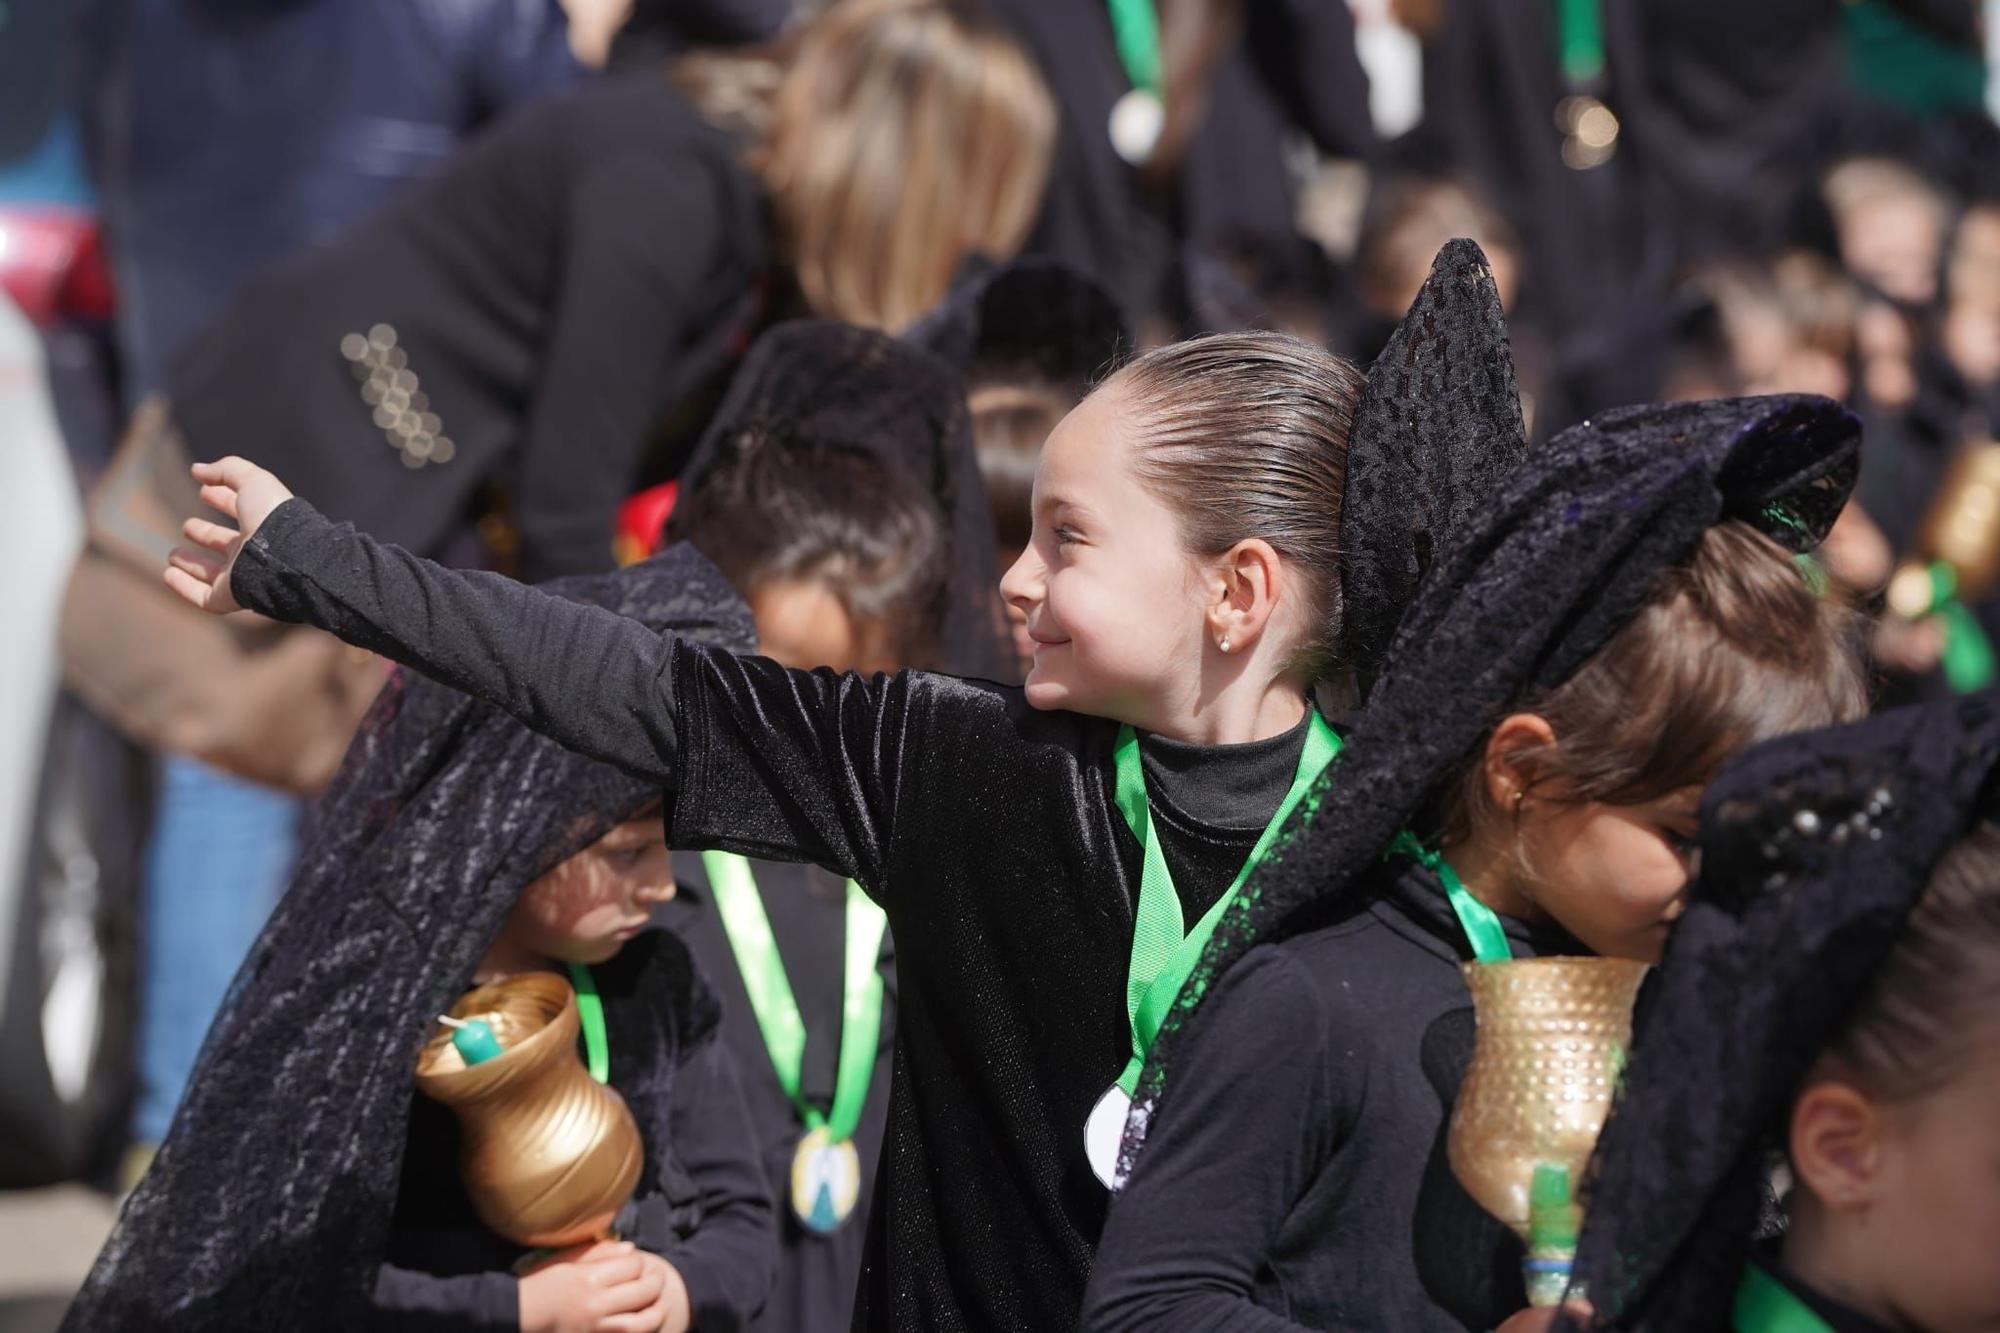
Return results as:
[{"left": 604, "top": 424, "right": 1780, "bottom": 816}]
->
[
  {"left": 1554, "top": 0, "right": 1605, "bottom": 85},
  {"left": 701, "top": 852, "right": 888, "bottom": 1143},
  {"left": 1109, "top": 709, "right": 1343, "bottom": 1096},
  {"left": 1386, "top": 831, "right": 1513, "bottom": 964},
  {"left": 1105, "top": 0, "right": 1163, "bottom": 97},
  {"left": 565, "top": 962, "right": 611, "bottom": 1085},
  {"left": 1734, "top": 1263, "right": 1836, "bottom": 1333}
]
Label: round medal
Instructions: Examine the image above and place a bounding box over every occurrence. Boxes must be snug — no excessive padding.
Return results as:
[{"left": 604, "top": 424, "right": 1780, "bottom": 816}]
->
[
  {"left": 1084, "top": 1083, "right": 1132, "bottom": 1189},
  {"left": 1108, "top": 88, "right": 1165, "bottom": 166},
  {"left": 790, "top": 1124, "right": 863, "bottom": 1234}
]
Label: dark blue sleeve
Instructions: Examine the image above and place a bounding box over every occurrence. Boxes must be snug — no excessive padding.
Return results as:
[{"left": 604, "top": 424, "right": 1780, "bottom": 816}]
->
[
  {"left": 370, "top": 1264, "right": 518, "bottom": 1330},
  {"left": 653, "top": 1039, "right": 779, "bottom": 1328}
]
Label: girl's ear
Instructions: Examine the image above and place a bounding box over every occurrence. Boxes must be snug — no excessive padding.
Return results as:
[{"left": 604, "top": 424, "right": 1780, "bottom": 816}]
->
[
  {"left": 1789, "top": 1075, "right": 1887, "bottom": 1212},
  {"left": 1482, "top": 713, "right": 1558, "bottom": 808},
  {"left": 1206, "top": 538, "right": 1285, "bottom": 649}
]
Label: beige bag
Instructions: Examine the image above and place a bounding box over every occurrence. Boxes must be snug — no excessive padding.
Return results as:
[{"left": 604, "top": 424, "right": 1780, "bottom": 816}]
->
[{"left": 58, "top": 398, "right": 386, "bottom": 794}]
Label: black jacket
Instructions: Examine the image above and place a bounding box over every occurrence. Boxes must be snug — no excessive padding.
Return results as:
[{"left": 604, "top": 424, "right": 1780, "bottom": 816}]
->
[{"left": 167, "top": 75, "right": 767, "bottom": 580}]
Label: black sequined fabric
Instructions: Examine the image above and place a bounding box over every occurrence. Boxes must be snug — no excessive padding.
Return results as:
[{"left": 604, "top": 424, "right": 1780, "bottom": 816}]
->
[
  {"left": 672, "top": 318, "right": 1013, "bottom": 681},
  {"left": 1339, "top": 238, "right": 1527, "bottom": 695},
  {"left": 60, "top": 548, "right": 757, "bottom": 1331},
  {"left": 1557, "top": 690, "right": 2000, "bottom": 1331},
  {"left": 1120, "top": 393, "right": 1862, "bottom": 1177},
  {"left": 905, "top": 256, "right": 1133, "bottom": 389}
]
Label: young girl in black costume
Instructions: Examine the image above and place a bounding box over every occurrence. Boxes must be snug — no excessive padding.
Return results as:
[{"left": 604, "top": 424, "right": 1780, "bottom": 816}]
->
[
  {"left": 1085, "top": 395, "right": 1870, "bottom": 1330},
  {"left": 648, "top": 322, "right": 991, "bottom": 1333},
  {"left": 65, "top": 548, "right": 776, "bottom": 1332},
  {"left": 158, "top": 243, "right": 1525, "bottom": 1331},
  {"left": 1551, "top": 691, "right": 2000, "bottom": 1333}
]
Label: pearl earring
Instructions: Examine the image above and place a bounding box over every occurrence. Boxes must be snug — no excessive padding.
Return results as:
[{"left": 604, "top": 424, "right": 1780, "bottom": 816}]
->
[{"left": 1219, "top": 637, "right": 1231, "bottom": 653}]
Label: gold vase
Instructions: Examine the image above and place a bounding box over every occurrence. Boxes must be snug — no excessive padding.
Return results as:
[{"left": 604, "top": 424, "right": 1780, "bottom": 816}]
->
[
  {"left": 1447, "top": 956, "right": 1648, "bottom": 1302},
  {"left": 415, "top": 972, "right": 643, "bottom": 1248},
  {"left": 1888, "top": 438, "right": 2000, "bottom": 616}
]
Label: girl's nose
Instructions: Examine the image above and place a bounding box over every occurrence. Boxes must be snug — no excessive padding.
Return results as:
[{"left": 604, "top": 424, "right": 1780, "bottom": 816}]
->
[
  {"left": 634, "top": 875, "right": 677, "bottom": 907},
  {"left": 999, "top": 546, "right": 1042, "bottom": 611}
]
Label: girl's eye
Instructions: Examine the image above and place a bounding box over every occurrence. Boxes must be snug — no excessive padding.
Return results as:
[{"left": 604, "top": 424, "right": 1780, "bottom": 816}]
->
[
  {"left": 1053, "top": 526, "right": 1081, "bottom": 546},
  {"left": 1662, "top": 829, "right": 1699, "bottom": 859}
]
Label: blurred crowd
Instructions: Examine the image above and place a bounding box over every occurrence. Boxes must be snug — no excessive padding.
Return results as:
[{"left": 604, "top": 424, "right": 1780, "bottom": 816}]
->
[{"left": 5, "top": 0, "right": 2000, "bottom": 1287}]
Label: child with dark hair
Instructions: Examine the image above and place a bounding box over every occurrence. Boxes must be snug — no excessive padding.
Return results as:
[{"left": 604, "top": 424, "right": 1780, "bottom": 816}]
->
[
  {"left": 156, "top": 247, "right": 1524, "bottom": 1331},
  {"left": 1555, "top": 691, "right": 2000, "bottom": 1333},
  {"left": 644, "top": 325, "right": 972, "bottom": 1333},
  {"left": 1085, "top": 392, "right": 1867, "bottom": 1330}
]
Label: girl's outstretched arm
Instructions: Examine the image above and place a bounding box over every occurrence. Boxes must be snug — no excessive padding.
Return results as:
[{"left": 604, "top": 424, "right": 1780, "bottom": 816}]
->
[{"left": 166, "top": 456, "right": 689, "bottom": 784}]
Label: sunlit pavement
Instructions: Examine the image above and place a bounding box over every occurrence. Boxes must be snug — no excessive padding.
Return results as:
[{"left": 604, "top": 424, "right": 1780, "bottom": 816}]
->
[{"left": 0, "top": 1186, "right": 116, "bottom": 1333}]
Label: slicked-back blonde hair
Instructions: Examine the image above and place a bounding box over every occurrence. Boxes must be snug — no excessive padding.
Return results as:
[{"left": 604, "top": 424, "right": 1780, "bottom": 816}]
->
[{"left": 757, "top": 0, "right": 1055, "bottom": 332}]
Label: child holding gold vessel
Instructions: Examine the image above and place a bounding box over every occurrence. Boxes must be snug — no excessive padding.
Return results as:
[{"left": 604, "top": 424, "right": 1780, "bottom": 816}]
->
[
  {"left": 1082, "top": 394, "right": 1870, "bottom": 1331},
  {"left": 147, "top": 246, "right": 1531, "bottom": 1331},
  {"left": 1556, "top": 691, "right": 2000, "bottom": 1333},
  {"left": 63, "top": 547, "right": 778, "bottom": 1333}
]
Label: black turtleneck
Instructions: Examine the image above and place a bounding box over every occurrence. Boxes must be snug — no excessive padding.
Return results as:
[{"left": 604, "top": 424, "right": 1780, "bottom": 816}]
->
[
  {"left": 1084, "top": 859, "right": 1583, "bottom": 1332},
  {"left": 1139, "top": 708, "right": 1314, "bottom": 923}
]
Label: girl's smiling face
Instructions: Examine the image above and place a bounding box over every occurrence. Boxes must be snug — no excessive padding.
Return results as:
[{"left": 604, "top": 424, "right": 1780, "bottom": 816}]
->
[{"left": 1000, "top": 386, "right": 1211, "bottom": 726}]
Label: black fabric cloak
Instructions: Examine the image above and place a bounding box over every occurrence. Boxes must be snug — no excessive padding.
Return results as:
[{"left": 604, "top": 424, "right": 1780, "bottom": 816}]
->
[
  {"left": 62, "top": 546, "right": 761, "bottom": 1329},
  {"left": 1559, "top": 689, "right": 2000, "bottom": 1331}
]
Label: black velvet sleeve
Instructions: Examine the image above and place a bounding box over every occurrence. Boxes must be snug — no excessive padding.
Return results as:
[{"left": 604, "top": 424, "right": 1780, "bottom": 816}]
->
[
  {"left": 1081, "top": 947, "right": 1348, "bottom": 1333},
  {"left": 231, "top": 498, "right": 986, "bottom": 892},
  {"left": 232, "top": 498, "right": 692, "bottom": 783},
  {"left": 653, "top": 1039, "right": 778, "bottom": 1328}
]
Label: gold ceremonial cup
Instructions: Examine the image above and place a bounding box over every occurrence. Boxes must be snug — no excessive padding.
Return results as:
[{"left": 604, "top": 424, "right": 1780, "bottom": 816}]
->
[
  {"left": 415, "top": 973, "right": 643, "bottom": 1248},
  {"left": 1447, "top": 956, "right": 1648, "bottom": 1300},
  {"left": 1888, "top": 439, "right": 2000, "bottom": 618}
]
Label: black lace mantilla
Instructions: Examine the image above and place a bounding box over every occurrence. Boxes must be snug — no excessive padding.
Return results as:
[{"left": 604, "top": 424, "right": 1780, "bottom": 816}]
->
[
  {"left": 1559, "top": 690, "right": 2000, "bottom": 1330},
  {"left": 63, "top": 548, "right": 757, "bottom": 1330},
  {"left": 1120, "top": 377, "right": 1860, "bottom": 1181}
]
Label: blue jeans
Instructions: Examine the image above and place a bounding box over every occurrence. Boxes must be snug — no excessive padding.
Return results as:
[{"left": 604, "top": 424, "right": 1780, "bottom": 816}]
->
[{"left": 132, "top": 757, "right": 299, "bottom": 1142}]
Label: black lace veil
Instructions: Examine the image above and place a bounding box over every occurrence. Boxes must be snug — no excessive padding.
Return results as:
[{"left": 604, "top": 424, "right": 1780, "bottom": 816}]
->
[
  {"left": 1118, "top": 392, "right": 1862, "bottom": 1179},
  {"left": 62, "top": 548, "right": 757, "bottom": 1331},
  {"left": 1558, "top": 690, "right": 2000, "bottom": 1330}
]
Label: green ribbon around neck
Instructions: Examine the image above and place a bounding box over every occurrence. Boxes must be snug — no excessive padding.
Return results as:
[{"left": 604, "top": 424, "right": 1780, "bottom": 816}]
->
[
  {"left": 701, "top": 852, "right": 887, "bottom": 1142},
  {"left": 1734, "top": 1263, "right": 1836, "bottom": 1333},
  {"left": 1914, "top": 562, "right": 2000, "bottom": 694},
  {"left": 1554, "top": 0, "right": 1606, "bottom": 85},
  {"left": 1386, "top": 832, "right": 1514, "bottom": 964},
  {"left": 565, "top": 962, "right": 610, "bottom": 1085},
  {"left": 1109, "top": 709, "right": 1343, "bottom": 1096},
  {"left": 1106, "top": 0, "right": 1163, "bottom": 95}
]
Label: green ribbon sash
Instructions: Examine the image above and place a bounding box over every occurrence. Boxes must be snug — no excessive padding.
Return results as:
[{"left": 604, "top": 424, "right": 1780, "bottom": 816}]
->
[
  {"left": 1387, "top": 832, "right": 1513, "bottom": 964},
  {"left": 1109, "top": 709, "right": 1343, "bottom": 1096},
  {"left": 701, "top": 852, "right": 887, "bottom": 1143},
  {"left": 565, "top": 962, "right": 610, "bottom": 1085},
  {"left": 1105, "top": 0, "right": 1163, "bottom": 96},
  {"left": 1733, "top": 1263, "right": 1836, "bottom": 1333}
]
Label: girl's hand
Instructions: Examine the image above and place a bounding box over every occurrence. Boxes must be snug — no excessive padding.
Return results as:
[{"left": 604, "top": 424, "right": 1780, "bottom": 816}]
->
[
  {"left": 1494, "top": 1300, "right": 1595, "bottom": 1333},
  {"left": 163, "top": 456, "right": 295, "bottom": 615},
  {"left": 516, "top": 1240, "right": 664, "bottom": 1333},
  {"left": 595, "top": 1250, "right": 691, "bottom": 1333}
]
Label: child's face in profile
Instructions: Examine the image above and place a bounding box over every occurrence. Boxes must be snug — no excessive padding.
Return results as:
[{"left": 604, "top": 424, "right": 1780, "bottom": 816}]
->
[
  {"left": 1516, "top": 787, "right": 1701, "bottom": 963},
  {"left": 502, "top": 817, "right": 675, "bottom": 965},
  {"left": 999, "top": 385, "right": 1216, "bottom": 726}
]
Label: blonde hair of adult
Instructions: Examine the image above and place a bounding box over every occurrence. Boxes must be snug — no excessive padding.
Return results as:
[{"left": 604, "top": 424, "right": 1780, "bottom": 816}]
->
[{"left": 683, "top": 0, "right": 1056, "bottom": 333}]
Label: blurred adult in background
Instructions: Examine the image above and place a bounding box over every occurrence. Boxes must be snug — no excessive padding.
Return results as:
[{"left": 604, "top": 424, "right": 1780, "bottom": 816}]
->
[
  {"left": 69, "top": 0, "right": 579, "bottom": 1171},
  {"left": 60, "top": 0, "right": 1052, "bottom": 1168},
  {"left": 984, "top": 0, "right": 1376, "bottom": 341}
]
